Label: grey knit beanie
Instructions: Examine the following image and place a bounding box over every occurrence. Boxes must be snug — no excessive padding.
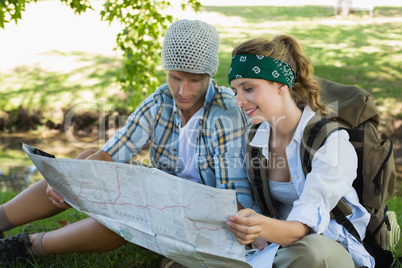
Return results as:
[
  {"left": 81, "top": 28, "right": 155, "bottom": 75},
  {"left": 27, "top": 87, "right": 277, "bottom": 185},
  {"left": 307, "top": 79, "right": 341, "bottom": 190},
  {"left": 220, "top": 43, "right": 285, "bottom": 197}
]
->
[{"left": 162, "top": 19, "right": 220, "bottom": 77}]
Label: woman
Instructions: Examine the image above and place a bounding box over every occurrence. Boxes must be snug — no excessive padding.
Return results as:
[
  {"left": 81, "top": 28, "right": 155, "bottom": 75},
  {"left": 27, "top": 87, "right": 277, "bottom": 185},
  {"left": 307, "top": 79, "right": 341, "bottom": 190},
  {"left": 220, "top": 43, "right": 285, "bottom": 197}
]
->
[{"left": 226, "top": 35, "right": 374, "bottom": 268}]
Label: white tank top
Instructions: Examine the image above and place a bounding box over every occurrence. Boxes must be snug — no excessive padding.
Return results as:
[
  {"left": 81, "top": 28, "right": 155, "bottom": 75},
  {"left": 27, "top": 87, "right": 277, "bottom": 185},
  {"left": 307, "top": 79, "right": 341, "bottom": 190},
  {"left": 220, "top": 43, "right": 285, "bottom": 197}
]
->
[
  {"left": 176, "top": 108, "right": 204, "bottom": 183},
  {"left": 268, "top": 179, "right": 298, "bottom": 220}
]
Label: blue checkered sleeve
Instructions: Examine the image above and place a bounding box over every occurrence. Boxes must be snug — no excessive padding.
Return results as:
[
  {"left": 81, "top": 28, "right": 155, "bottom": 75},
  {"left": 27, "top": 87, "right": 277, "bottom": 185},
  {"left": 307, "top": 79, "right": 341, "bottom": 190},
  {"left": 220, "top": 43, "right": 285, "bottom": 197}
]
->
[
  {"left": 101, "top": 94, "right": 160, "bottom": 162},
  {"left": 213, "top": 108, "right": 251, "bottom": 206}
]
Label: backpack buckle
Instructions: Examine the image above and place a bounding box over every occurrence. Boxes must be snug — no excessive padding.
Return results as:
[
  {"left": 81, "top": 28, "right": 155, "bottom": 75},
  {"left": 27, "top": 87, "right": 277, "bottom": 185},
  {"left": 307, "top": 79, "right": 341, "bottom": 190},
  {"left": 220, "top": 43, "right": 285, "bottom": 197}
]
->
[
  {"left": 253, "top": 175, "right": 263, "bottom": 188},
  {"left": 308, "top": 125, "right": 321, "bottom": 137},
  {"left": 250, "top": 148, "right": 260, "bottom": 159}
]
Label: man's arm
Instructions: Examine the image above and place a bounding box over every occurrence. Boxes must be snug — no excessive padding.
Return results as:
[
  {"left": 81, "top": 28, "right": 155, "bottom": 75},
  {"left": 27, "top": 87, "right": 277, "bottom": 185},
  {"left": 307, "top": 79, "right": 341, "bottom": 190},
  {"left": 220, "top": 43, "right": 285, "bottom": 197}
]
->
[
  {"left": 211, "top": 107, "right": 253, "bottom": 209},
  {"left": 101, "top": 90, "right": 163, "bottom": 163}
]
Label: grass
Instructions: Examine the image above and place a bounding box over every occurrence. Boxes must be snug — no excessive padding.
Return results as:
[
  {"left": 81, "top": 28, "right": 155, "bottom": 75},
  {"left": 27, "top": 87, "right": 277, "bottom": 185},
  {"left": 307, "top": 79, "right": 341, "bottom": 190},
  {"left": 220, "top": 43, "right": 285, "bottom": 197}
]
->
[
  {"left": 1, "top": 192, "right": 162, "bottom": 268},
  {"left": 0, "top": 4, "right": 401, "bottom": 267},
  {"left": 0, "top": 191, "right": 400, "bottom": 267}
]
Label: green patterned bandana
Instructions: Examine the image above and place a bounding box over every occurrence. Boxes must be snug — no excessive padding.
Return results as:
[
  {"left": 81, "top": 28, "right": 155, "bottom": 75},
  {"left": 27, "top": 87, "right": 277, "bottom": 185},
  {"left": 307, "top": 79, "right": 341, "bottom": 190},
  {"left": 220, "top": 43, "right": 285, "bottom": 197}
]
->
[{"left": 228, "top": 54, "right": 296, "bottom": 89}]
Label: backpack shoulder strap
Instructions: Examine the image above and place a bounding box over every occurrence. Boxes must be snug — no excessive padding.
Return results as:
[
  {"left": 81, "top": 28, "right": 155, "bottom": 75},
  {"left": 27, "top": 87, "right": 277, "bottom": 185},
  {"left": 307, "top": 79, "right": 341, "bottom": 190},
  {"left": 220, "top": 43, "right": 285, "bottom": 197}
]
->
[
  {"left": 246, "top": 124, "right": 277, "bottom": 218},
  {"left": 300, "top": 113, "right": 334, "bottom": 175},
  {"left": 300, "top": 113, "right": 360, "bottom": 241},
  {"left": 300, "top": 113, "right": 350, "bottom": 175}
]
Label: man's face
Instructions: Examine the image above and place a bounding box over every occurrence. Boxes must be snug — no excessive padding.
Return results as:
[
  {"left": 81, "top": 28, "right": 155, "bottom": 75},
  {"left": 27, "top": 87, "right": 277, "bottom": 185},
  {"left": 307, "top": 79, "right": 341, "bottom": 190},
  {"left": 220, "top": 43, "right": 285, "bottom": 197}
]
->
[{"left": 167, "top": 70, "right": 210, "bottom": 122}]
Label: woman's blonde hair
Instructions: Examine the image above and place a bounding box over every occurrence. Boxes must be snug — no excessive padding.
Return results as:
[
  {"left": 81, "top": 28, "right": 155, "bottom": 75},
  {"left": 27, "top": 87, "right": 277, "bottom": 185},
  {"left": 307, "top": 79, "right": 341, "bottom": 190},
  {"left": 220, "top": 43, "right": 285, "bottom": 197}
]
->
[{"left": 232, "top": 35, "right": 326, "bottom": 114}]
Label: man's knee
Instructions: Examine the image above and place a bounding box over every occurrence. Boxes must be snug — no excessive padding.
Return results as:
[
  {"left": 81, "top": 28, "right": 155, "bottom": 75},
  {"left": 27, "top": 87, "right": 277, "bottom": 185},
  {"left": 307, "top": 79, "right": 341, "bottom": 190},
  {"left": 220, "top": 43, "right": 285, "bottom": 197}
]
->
[
  {"left": 76, "top": 149, "right": 98, "bottom": 159},
  {"left": 86, "top": 218, "right": 127, "bottom": 252}
]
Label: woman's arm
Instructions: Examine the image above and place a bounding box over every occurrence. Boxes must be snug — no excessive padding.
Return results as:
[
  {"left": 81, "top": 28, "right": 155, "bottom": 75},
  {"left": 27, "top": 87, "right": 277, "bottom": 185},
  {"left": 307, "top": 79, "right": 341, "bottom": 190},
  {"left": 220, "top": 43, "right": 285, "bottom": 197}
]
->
[
  {"left": 287, "top": 130, "right": 357, "bottom": 234},
  {"left": 226, "top": 208, "right": 310, "bottom": 246}
]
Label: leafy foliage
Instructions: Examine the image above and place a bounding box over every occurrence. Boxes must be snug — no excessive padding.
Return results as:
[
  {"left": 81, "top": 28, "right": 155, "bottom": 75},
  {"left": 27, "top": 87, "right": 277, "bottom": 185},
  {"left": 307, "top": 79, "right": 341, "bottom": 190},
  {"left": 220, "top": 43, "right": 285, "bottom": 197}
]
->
[
  {"left": 101, "top": 0, "right": 173, "bottom": 110},
  {"left": 0, "top": 0, "right": 92, "bottom": 28},
  {"left": 0, "top": 0, "right": 201, "bottom": 110},
  {"left": 59, "top": 0, "right": 92, "bottom": 13},
  {"left": 0, "top": 0, "right": 34, "bottom": 28},
  {"left": 100, "top": 0, "right": 201, "bottom": 109}
]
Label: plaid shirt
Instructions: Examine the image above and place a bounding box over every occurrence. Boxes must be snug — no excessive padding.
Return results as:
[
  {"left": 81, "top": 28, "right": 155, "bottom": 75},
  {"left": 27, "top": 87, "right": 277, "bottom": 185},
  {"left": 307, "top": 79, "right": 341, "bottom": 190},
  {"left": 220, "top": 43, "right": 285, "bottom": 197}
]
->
[{"left": 102, "top": 80, "right": 252, "bottom": 207}]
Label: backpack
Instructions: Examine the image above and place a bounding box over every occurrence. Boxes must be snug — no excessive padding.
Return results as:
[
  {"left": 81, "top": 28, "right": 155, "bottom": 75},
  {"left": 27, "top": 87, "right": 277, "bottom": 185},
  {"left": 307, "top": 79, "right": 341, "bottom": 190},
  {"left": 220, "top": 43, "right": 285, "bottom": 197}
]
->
[{"left": 246, "top": 77, "right": 396, "bottom": 268}]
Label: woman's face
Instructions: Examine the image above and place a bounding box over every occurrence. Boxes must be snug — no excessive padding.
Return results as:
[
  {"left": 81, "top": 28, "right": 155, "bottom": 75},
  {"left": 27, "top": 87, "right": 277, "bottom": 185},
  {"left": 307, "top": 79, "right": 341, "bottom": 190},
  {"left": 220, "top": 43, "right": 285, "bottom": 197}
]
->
[{"left": 231, "top": 78, "right": 281, "bottom": 124}]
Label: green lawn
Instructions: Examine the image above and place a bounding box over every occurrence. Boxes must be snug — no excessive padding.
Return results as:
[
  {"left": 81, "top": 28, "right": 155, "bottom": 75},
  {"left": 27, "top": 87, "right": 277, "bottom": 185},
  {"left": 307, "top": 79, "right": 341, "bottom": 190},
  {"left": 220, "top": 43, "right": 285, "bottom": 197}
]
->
[{"left": 0, "top": 4, "right": 401, "bottom": 267}]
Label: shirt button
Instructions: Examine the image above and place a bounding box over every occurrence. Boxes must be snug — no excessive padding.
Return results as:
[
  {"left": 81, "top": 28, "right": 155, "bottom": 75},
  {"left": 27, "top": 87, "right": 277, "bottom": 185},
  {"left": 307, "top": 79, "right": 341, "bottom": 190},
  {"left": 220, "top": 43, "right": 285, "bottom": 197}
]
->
[{"left": 173, "top": 148, "right": 177, "bottom": 152}]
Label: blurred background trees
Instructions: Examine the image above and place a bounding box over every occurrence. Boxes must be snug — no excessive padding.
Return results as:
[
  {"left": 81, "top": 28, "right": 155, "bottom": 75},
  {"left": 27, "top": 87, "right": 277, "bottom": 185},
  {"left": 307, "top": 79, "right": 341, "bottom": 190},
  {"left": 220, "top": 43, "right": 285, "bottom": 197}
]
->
[{"left": 0, "top": 0, "right": 201, "bottom": 108}]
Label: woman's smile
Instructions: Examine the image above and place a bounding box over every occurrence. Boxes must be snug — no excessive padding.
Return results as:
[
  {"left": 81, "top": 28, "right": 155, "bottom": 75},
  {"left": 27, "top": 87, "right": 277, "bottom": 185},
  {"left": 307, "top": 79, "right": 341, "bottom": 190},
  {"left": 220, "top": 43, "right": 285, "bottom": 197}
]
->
[{"left": 244, "top": 107, "right": 258, "bottom": 117}]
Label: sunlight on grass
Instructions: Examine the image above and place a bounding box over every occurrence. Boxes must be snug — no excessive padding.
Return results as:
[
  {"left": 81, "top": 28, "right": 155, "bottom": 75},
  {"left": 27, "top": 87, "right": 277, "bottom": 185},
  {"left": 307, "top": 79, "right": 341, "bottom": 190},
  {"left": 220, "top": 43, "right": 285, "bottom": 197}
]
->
[
  {"left": 0, "top": 52, "right": 124, "bottom": 127},
  {"left": 202, "top": 5, "right": 335, "bottom": 23},
  {"left": 1, "top": 7, "right": 400, "bottom": 127},
  {"left": 0, "top": 150, "right": 31, "bottom": 167}
]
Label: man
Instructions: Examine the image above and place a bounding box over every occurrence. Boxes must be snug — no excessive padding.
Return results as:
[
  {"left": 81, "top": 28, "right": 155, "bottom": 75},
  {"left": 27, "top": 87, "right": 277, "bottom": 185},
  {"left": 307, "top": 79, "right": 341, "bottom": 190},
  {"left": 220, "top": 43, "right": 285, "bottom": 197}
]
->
[{"left": 0, "top": 19, "right": 252, "bottom": 267}]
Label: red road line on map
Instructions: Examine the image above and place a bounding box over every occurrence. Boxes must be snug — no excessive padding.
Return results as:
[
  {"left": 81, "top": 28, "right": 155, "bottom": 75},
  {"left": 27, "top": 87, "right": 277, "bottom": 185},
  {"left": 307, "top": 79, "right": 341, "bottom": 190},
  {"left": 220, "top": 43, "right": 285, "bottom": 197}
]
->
[
  {"left": 72, "top": 166, "right": 243, "bottom": 266},
  {"left": 73, "top": 166, "right": 121, "bottom": 203},
  {"left": 73, "top": 165, "right": 226, "bottom": 233},
  {"left": 76, "top": 187, "right": 224, "bottom": 231},
  {"left": 76, "top": 193, "right": 186, "bottom": 210},
  {"left": 73, "top": 165, "right": 188, "bottom": 210},
  {"left": 74, "top": 182, "right": 85, "bottom": 201},
  {"left": 76, "top": 187, "right": 224, "bottom": 232}
]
